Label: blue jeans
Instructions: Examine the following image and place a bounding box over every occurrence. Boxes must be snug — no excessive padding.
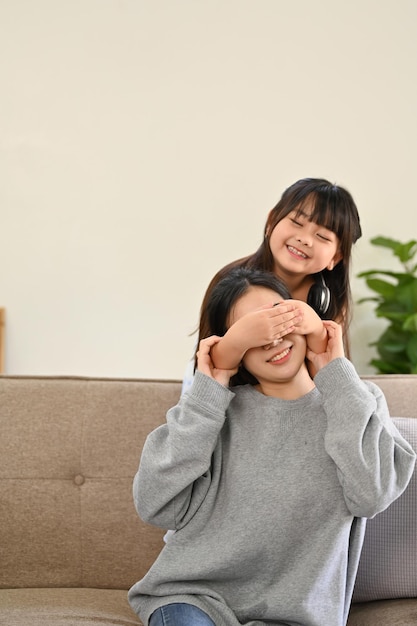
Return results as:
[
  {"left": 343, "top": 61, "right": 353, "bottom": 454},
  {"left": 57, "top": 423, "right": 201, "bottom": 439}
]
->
[{"left": 149, "top": 603, "right": 216, "bottom": 626}]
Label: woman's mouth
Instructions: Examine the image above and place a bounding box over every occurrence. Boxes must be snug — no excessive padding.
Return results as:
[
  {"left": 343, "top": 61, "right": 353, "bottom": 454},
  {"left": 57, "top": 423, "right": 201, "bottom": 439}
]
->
[{"left": 268, "top": 347, "right": 291, "bottom": 363}]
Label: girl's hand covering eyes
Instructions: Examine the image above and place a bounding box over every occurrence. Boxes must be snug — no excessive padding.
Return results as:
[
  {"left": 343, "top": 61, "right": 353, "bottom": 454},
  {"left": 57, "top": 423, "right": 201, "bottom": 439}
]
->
[
  {"left": 210, "top": 302, "right": 303, "bottom": 371},
  {"left": 229, "top": 302, "right": 302, "bottom": 350}
]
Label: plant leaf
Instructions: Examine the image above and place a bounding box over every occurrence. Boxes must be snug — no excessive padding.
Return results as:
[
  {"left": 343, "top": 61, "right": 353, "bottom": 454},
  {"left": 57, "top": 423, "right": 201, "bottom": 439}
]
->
[
  {"left": 359, "top": 236, "right": 417, "bottom": 373},
  {"left": 406, "top": 334, "right": 417, "bottom": 365},
  {"left": 358, "top": 270, "right": 413, "bottom": 281},
  {"left": 369, "top": 358, "right": 411, "bottom": 374},
  {"left": 357, "top": 296, "right": 380, "bottom": 305},
  {"left": 404, "top": 313, "right": 417, "bottom": 332},
  {"left": 371, "top": 236, "right": 417, "bottom": 263},
  {"left": 364, "top": 278, "right": 396, "bottom": 299},
  {"left": 372, "top": 326, "right": 409, "bottom": 356}
]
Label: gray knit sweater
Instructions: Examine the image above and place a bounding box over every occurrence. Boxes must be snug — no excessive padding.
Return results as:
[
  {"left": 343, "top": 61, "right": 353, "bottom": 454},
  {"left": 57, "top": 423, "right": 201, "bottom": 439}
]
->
[{"left": 128, "top": 358, "right": 416, "bottom": 626}]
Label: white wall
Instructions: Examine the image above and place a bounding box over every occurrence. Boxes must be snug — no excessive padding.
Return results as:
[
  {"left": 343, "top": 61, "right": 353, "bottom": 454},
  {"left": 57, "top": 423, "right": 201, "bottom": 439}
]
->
[{"left": 1, "top": 0, "right": 416, "bottom": 379}]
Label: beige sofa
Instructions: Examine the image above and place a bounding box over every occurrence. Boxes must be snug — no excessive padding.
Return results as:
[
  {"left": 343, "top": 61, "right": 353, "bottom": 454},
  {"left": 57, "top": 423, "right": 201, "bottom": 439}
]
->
[{"left": 1, "top": 374, "right": 416, "bottom": 626}]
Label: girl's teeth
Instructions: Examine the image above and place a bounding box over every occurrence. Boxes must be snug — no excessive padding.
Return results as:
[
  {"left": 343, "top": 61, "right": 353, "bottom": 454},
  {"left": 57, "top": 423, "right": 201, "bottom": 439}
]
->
[{"left": 288, "top": 246, "right": 307, "bottom": 259}]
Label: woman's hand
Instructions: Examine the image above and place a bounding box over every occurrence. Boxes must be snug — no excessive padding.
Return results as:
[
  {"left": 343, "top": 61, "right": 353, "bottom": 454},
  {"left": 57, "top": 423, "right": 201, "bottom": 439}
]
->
[
  {"left": 306, "top": 320, "right": 345, "bottom": 372},
  {"left": 196, "top": 336, "right": 238, "bottom": 387}
]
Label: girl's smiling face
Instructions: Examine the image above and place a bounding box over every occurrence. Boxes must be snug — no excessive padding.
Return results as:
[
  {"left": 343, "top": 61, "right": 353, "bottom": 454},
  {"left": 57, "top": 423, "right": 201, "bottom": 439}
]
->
[
  {"left": 228, "top": 286, "right": 311, "bottom": 392},
  {"left": 268, "top": 201, "right": 342, "bottom": 279}
]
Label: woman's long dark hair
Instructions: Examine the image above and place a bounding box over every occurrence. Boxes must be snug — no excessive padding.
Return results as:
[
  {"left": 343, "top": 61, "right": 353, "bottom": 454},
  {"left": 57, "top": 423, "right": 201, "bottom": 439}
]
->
[
  {"left": 198, "top": 178, "right": 362, "bottom": 356},
  {"left": 198, "top": 267, "right": 291, "bottom": 387}
]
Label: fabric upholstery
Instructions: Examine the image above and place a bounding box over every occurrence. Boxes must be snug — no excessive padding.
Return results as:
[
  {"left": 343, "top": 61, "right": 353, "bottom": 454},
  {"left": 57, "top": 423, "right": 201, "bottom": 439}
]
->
[
  {"left": 1, "top": 373, "right": 417, "bottom": 626},
  {"left": 0, "top": 588, "right": 143, "bottom": 626},
  {"left": 0, "top": 376, "right": 179, "bottom": 590},
  {"left": 348, "top": 598, "right": 417, "bottom": 625},
  {"left": 353, "top": 416, "right": 417, "bottom": 602}
]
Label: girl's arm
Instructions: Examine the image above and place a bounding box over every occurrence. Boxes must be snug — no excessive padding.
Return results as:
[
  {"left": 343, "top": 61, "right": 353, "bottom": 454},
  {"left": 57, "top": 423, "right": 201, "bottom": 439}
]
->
[{"left": 287, "top": 300, "right": 328, "bottom": 354}]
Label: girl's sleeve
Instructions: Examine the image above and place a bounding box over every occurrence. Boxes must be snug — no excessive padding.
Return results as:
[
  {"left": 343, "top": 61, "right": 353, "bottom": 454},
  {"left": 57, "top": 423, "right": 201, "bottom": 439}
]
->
[
  {"left": 133, "top": 371, "right": 235, "bottom": 530},
  {"left": 315, "top": 358, "right": 416, "bottom": 518}
]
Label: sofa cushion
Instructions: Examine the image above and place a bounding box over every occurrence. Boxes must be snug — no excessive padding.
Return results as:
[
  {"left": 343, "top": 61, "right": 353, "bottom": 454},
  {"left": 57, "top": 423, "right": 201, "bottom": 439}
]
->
[
  {"left": 0, "top": 588, "right": 142, "bottom": 626},
  {"left": 0, "top": 377, "right": 179, "bottom": 590},
  {"left": 353, "top": 416, "right": 417, "bottom": 602},
  {"left": 348, "top": 598, "right": 417, "bottom": 625}
]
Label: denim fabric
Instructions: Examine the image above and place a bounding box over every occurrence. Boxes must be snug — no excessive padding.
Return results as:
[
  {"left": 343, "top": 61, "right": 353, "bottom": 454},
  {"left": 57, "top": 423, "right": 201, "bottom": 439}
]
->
[{"left": 149, "top": 602, "right": 216, "bottom": 626}]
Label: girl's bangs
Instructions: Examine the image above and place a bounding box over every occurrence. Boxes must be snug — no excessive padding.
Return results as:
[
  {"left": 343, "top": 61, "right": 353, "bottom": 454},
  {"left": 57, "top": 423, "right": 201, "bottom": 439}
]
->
[{"left": 295, "top": 193, "right": 346, "bottom": 238}]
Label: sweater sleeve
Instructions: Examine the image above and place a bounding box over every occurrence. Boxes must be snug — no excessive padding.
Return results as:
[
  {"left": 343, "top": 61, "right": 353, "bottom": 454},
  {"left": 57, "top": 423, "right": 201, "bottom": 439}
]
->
[
  {"left": 133, "top": 371, "right": 235, "bottom": 530},
  {"left": 314, "top": 358, "right": 416, "bottom": 518}
]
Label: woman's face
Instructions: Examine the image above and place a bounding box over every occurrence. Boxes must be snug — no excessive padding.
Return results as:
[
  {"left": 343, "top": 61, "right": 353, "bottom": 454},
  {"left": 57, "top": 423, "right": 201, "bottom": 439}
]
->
[
  {"left": 228, "top": 286, "right": 308, "bottom": 387},
  {"left": 268, "top": 201, "right": 342, "bottom": 278}
]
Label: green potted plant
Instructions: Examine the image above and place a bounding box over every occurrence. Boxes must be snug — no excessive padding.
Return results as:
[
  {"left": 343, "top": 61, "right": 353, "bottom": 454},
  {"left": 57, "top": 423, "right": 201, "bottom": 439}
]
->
[{"left": 358, "top": 236, "right": 417, "bottom": 374}]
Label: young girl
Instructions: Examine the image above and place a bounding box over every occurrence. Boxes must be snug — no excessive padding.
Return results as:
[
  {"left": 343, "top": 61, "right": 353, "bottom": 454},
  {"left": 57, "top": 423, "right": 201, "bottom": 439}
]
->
[
  {"left": 183, "top": 177, "right": 362, "bottom": 392},
  {"left": 128, "top": 267, "right": 415, "bottom": 626}
]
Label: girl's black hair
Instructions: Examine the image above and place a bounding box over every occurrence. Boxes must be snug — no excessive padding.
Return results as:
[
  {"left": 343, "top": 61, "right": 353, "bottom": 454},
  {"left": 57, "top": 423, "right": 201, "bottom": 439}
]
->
[
  {"left": 199, "top": 178, "right": 361, "bottom": 356},
  {"left": 198, "top": 266, "right": 291, "bottom": 387}
]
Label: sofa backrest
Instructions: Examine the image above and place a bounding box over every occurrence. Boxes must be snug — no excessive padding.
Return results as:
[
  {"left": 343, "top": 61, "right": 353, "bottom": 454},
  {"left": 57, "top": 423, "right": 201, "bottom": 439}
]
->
[
  {"left": 353, "top": 375, "right": 417, "bottom": 603},
  {"left": 1, "top": 374, "right": 416, "bottom": 592},
  {"left": 0, "top": 376, "right": 181, "bottom": 590},
  {"left": 360, "top": 374, "right": 417, "bottom": 416}
]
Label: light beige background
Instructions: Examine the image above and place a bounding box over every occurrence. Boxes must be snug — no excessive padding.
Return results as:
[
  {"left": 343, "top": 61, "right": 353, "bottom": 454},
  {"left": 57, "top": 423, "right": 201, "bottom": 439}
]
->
[{"left": 1, "top": 0, "right": 416, "bottom": 379}]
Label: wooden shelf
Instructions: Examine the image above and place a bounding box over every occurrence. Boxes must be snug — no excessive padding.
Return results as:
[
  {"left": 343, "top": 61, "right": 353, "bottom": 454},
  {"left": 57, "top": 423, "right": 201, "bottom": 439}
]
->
[{"left": 0, "top": 308, "right": 5, "bottom": 373}]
